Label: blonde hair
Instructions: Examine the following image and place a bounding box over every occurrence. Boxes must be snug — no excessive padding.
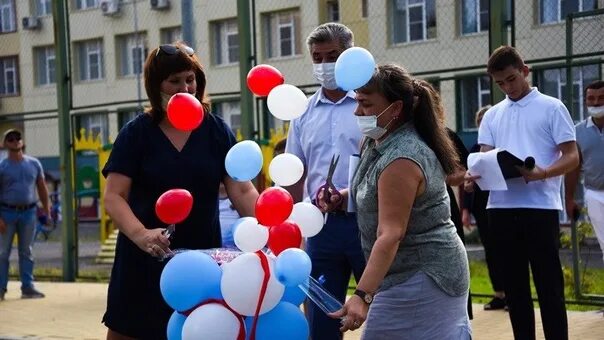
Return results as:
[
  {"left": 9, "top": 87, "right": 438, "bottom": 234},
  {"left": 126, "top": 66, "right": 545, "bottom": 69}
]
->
[{"left": 475, "top": 105, "right": 491, "bottom": 127}]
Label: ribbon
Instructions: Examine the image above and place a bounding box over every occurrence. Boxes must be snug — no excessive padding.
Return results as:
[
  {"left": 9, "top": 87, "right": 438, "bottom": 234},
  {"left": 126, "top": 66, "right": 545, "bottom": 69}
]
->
[
  {"left": 180, "top": 298, "right": 246, "bottom": 340},
  {"left": 249, "top": 250, "right": 271, "bottom": 340}
]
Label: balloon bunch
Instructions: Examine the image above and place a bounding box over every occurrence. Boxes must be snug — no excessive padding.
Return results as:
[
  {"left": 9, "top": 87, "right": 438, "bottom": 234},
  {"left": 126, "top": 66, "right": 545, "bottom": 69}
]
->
[{"left": 158, "top": 186, "right": 325, "bottom": 339}]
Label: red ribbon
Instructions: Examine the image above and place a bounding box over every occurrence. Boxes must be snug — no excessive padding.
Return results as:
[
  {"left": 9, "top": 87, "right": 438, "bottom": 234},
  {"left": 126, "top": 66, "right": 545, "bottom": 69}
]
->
[
  {"left": 249, "top": 250, "right": 271, "bottom": 340},
  {"left": 180, "top": 298, "right": 246, "bottom": 340}
]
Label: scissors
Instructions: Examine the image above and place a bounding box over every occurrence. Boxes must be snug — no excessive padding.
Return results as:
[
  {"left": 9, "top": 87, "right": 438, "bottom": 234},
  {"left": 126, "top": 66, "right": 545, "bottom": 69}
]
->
[{"left": 315, "top": 154, "right": 342, "bottom": 208}]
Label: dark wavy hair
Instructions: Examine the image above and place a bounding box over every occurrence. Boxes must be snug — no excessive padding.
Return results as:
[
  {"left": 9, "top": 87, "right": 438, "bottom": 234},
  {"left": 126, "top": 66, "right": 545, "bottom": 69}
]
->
[
  {"left": 143, "top": 41, "right": 211, "bottom": 123},
  {"left": 357, "top": 63, "right": 460, "bottom": 174}
]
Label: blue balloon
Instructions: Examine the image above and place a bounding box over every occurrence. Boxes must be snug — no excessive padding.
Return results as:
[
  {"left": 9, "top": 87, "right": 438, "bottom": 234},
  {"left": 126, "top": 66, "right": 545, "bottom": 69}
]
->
[
  {"left": 245, "top": 302, "right": 309, "bottom": 340},
  {"left": 167, "top": 311, "right": 186, "bottom": 340},
  {"left": 335, "top": 47, "right": 376, "bottom": 91},
  {"left": 281, "top": 283, "right": 307, "bottom": 306},
  {"left": 275, "top": 248, "right": 312, "bottom": 286},
  {"left": 225, "top": 140, "right": 263, "bottom": 181},
  {"left": 160, "top": 251, "right": 223, "bottom": 312}
]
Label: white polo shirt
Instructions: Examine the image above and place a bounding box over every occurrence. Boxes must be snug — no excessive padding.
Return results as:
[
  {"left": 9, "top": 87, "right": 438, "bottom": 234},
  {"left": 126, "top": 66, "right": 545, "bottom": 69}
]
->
[{"left": 478, "top": 87, "right": 576, "bottom": 210}]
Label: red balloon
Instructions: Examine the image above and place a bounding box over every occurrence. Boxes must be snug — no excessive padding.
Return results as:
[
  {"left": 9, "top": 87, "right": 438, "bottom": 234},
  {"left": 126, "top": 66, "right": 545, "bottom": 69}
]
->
[
  {"left": 268, "top": 220, "right": 302, "bottom": 255},
  {"left": 255, "top": 187, "right": 293, "bottom": 227},
  {"left": 155, "top": 189, "right": 194, "bottom": 225},
  {"left": 166, "top": 93, "right": 205, "bottom": 131},
  {"left": 246, "top": 64, "right": 285, "bottom": 97}
]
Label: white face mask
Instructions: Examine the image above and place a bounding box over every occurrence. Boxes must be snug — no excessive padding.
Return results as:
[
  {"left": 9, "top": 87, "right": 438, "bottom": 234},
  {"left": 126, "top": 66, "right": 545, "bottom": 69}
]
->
[
  {"left": 312, "top": 62, "right": 338, "bottom": 90},
  {"left": 356, "top": 103, "right": 395, "bottom": 140},
  {"left": 587, "top": 104, "right": 604, "bottom": 118},
  {"left": 160, "top": 92, "right": 172, "bottom": 111}
]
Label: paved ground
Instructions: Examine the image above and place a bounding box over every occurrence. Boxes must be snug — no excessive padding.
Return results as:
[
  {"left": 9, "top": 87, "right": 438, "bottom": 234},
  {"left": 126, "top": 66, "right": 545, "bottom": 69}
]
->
[{"left": 0, "top": 280, "right": 603, "bottom": 340}]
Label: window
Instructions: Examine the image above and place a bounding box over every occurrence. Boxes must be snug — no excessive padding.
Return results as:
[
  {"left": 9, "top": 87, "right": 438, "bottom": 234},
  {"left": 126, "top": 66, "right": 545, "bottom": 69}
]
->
[
  {"left": 540, "top": 0, "right": 597, "bottom": 24},
  {"left": 117, "top": 33, "right": 147, "bottom": 77},
  {"left": 263, "top": 10, "right": 301, "bottom": 59},
  {"left": 535, "top": 64, "right": 599, "bottom": 121},
  {"left": 77, "top": 39, "right": 104, "bottom": 81},
  {"left": 362, "top": 0, "right": 368, "bottom": 18},
  {"left": 0, "top": 0, "right": 15, "bottom": 33},
  {"left": 160, "top": 27, "right": 182, "bottom": 44},
  {"left": 77, "top": 113, "right": 109, "bottom": 144},
  {"left": 75, "top": 0, "right": 98, "bottom": 10},
  {"left": 212, "top": 19, "right": 239, "bottom": 65},
  {"left": 391, "top": 0, "right": 437, "bottom": 44},
  {"left": 461, "top": 0, "right": 488, "bottom": 34},
  {"left": 35, "top": 46, "right": 56, "bottom": 86},
  {"left": 118, "top": 108, "right": 142, "bottom": 129},
  {"left": 327, "top": 1, "right": 339, "bottom": 22},
  {"left": 0, "top": 56, "right": 18, "bottom": 96},
  {"left": 214, "top": 101, "right": 241, "bottom": 132},
  {"left": 37, "top": 0, "right": 52, "bottom": 16},
  {"left": 458, "top": 75, "right": 491, "bottom": 131}
]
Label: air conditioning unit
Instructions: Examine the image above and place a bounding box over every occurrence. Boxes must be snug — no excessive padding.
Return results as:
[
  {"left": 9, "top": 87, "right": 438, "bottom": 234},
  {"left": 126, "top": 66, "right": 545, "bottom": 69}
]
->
[
  {"left": 150, "top": 0, "right": 170, "bottom": 10},
  {"left": 22, "top": 16, "right": 41, "bottom": 30},
  {"left": 100, "top": 0, "right": 121, "bottom": 16}
]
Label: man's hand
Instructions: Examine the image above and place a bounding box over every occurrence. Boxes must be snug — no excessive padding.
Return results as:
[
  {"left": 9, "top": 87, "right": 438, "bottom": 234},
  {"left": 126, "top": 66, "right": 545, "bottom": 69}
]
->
[
  {"left": 517, "top": 165, "right": 547, "bottom": 183},
  {"left": 0, "top": 218, "right": 6, "bottom": 235},
  {"left": 464, "top": 171, "right": 480, "bottom": 193},
  {"left": 565, "top": 199, "right": 580, "bottom": 221}
]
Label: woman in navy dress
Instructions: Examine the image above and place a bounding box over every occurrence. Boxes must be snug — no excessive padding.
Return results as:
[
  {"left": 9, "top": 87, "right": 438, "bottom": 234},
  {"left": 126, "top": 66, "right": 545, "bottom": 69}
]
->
[{"left": 101, "top": 42, "right": 259, "bottom": 339}]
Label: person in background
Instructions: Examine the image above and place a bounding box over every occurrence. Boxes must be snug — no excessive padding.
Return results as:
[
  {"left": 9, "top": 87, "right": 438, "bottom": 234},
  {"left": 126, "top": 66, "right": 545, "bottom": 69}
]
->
[
  {"left": 218, "top": 182, "right": 240, "bottom": 249},
  {"left": 565, "top": 80, "right": 604, "bottom": 263},
  {"left": 101, "top": 42, "right": 258, "bottom": 339},
  {"left": 462, "top": 105, "right": 507, "bottom": 311},
  {"left": 328, "top": 64, "right": 470, "bottom": 338},
  {"left": 284, "top": 23, "right": 366, "bottom": 340},
  {"left": 465, "top": 45, "right": 578, "bottom": 340},
  {"left": 0, "top": 129, "right": 50, "bottom": 301}
]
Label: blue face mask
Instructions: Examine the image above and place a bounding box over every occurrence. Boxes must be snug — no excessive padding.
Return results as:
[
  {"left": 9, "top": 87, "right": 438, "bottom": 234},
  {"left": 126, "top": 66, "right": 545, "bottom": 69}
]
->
[{"left": 356, "top": 103, "right": 395, "bottom": 140}]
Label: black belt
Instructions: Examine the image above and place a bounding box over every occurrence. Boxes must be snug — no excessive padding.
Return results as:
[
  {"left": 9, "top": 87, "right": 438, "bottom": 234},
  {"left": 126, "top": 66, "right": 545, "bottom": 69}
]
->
[{"left": 1, "top": 203, "right": 37, "bottom": 211}]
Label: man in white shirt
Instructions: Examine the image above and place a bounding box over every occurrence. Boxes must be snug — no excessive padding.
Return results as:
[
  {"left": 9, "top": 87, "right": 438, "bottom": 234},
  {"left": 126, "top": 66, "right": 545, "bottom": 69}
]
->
[
  {"left": 465, "top": 46, "right": 579, "bottom": 340},
  {"left": 565, "top": 80, "right": 604, "bottom": 263}
]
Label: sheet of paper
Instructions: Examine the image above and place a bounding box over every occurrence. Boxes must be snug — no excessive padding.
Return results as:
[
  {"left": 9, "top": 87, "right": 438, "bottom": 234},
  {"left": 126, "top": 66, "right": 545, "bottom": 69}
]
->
[
  {"left": 347, "top": 154, "right": 360, "bottom": 212},
  {"left": 467, "top": 148, "right": 508, "bottom": 191}
]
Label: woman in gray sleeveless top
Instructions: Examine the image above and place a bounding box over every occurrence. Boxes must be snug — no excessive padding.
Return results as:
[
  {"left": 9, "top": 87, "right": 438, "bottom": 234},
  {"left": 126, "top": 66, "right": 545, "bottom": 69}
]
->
[{"left": 327, "top": 64, "right": 471, "bottom": 339}]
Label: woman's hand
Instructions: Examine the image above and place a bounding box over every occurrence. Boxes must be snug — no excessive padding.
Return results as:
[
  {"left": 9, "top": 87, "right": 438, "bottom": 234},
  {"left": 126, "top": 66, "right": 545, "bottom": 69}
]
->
[
  {"left": 131, "top": 227, "right": 171, "bottom": 258},
  {"left": 328, "top": 295, "right": 368, "bottom": 332}
]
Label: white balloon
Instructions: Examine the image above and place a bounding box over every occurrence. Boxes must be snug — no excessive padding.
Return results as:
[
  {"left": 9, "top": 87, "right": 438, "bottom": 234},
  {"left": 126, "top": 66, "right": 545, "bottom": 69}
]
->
[
  {"left": 267, "top": 84, "right": 309, "bottom": 121},
  {"left": 221, "top": 252, "right": 285, "bottom": 316},
  {"left": 234, "top": 217, "right": 268, "bottom": 253},
  {"left": 181, "top": 303, "right": 241, "bottom": 340},
  {"left": 269, "top": 153, "right": 304, "bottom": 186},
  {"left": 288, "top": 202, "right": 325, "bottom": 237}
]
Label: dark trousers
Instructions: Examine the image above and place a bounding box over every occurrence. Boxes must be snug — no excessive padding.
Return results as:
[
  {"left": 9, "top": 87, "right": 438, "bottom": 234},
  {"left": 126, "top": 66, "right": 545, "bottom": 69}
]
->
[
  {"left": 475, "top": 205, "right": 505, "bottom": 292},
  {"left": 489, "top": 209, "right": 568, "bottom": 340},
  {"left": 306, "top": 213, "right": 366, "bottom": 340}
]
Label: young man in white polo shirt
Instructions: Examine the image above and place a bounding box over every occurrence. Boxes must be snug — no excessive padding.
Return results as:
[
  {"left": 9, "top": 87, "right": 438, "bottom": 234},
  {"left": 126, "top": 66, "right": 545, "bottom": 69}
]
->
[{"left": 465, "top": 46, "right": 579, "bottom": 340}]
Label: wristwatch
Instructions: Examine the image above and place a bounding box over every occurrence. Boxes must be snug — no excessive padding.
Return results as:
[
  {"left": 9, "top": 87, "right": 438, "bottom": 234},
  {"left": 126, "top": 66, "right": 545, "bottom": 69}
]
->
[{"left": 353, "top": 289, "right": 374, "bottom": 305}]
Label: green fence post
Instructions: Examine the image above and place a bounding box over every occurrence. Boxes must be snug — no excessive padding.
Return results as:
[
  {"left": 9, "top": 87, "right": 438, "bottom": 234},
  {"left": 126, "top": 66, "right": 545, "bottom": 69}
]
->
[
  {"left": 52, "top": 0, "right": 77, "bottom": 281},
  {"left": 237, "top": 0, "right": 255, "bottom": 140},
  {"left": 488, "top": 0, "right": 508, "bottom": 105}
]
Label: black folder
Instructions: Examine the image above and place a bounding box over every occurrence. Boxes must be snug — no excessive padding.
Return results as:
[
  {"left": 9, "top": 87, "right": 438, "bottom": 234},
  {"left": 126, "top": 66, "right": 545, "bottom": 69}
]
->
[{"left": 497, "top": 150, "right": 530, "bottom": 179}]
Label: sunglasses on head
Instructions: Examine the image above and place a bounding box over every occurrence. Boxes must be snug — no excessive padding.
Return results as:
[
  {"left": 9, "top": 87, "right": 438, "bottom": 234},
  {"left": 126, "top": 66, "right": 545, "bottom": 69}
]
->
[
  {"left": 155, "top": 44, "right": 195, "bottom": 57},
  {"left": 6, "top": 135, "right": 21, "bottom": 142}
]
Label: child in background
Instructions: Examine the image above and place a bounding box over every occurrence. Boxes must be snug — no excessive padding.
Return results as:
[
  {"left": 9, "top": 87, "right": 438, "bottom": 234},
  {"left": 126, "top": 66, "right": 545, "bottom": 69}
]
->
[{"left": 218, "top": 182, "right": 240, "bottom": 248}]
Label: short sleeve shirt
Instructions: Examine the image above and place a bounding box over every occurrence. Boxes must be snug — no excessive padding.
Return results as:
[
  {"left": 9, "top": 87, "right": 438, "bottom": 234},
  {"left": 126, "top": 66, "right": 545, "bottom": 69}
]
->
[
  {"left": 478, "top": 88, "right": 575, "bottom": 210},
  {"left": 101, "top": 113, "right": 236, "bottom": 337},
  {"left": 0, "top": 155, "right": 44, "bottom": 205}
]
